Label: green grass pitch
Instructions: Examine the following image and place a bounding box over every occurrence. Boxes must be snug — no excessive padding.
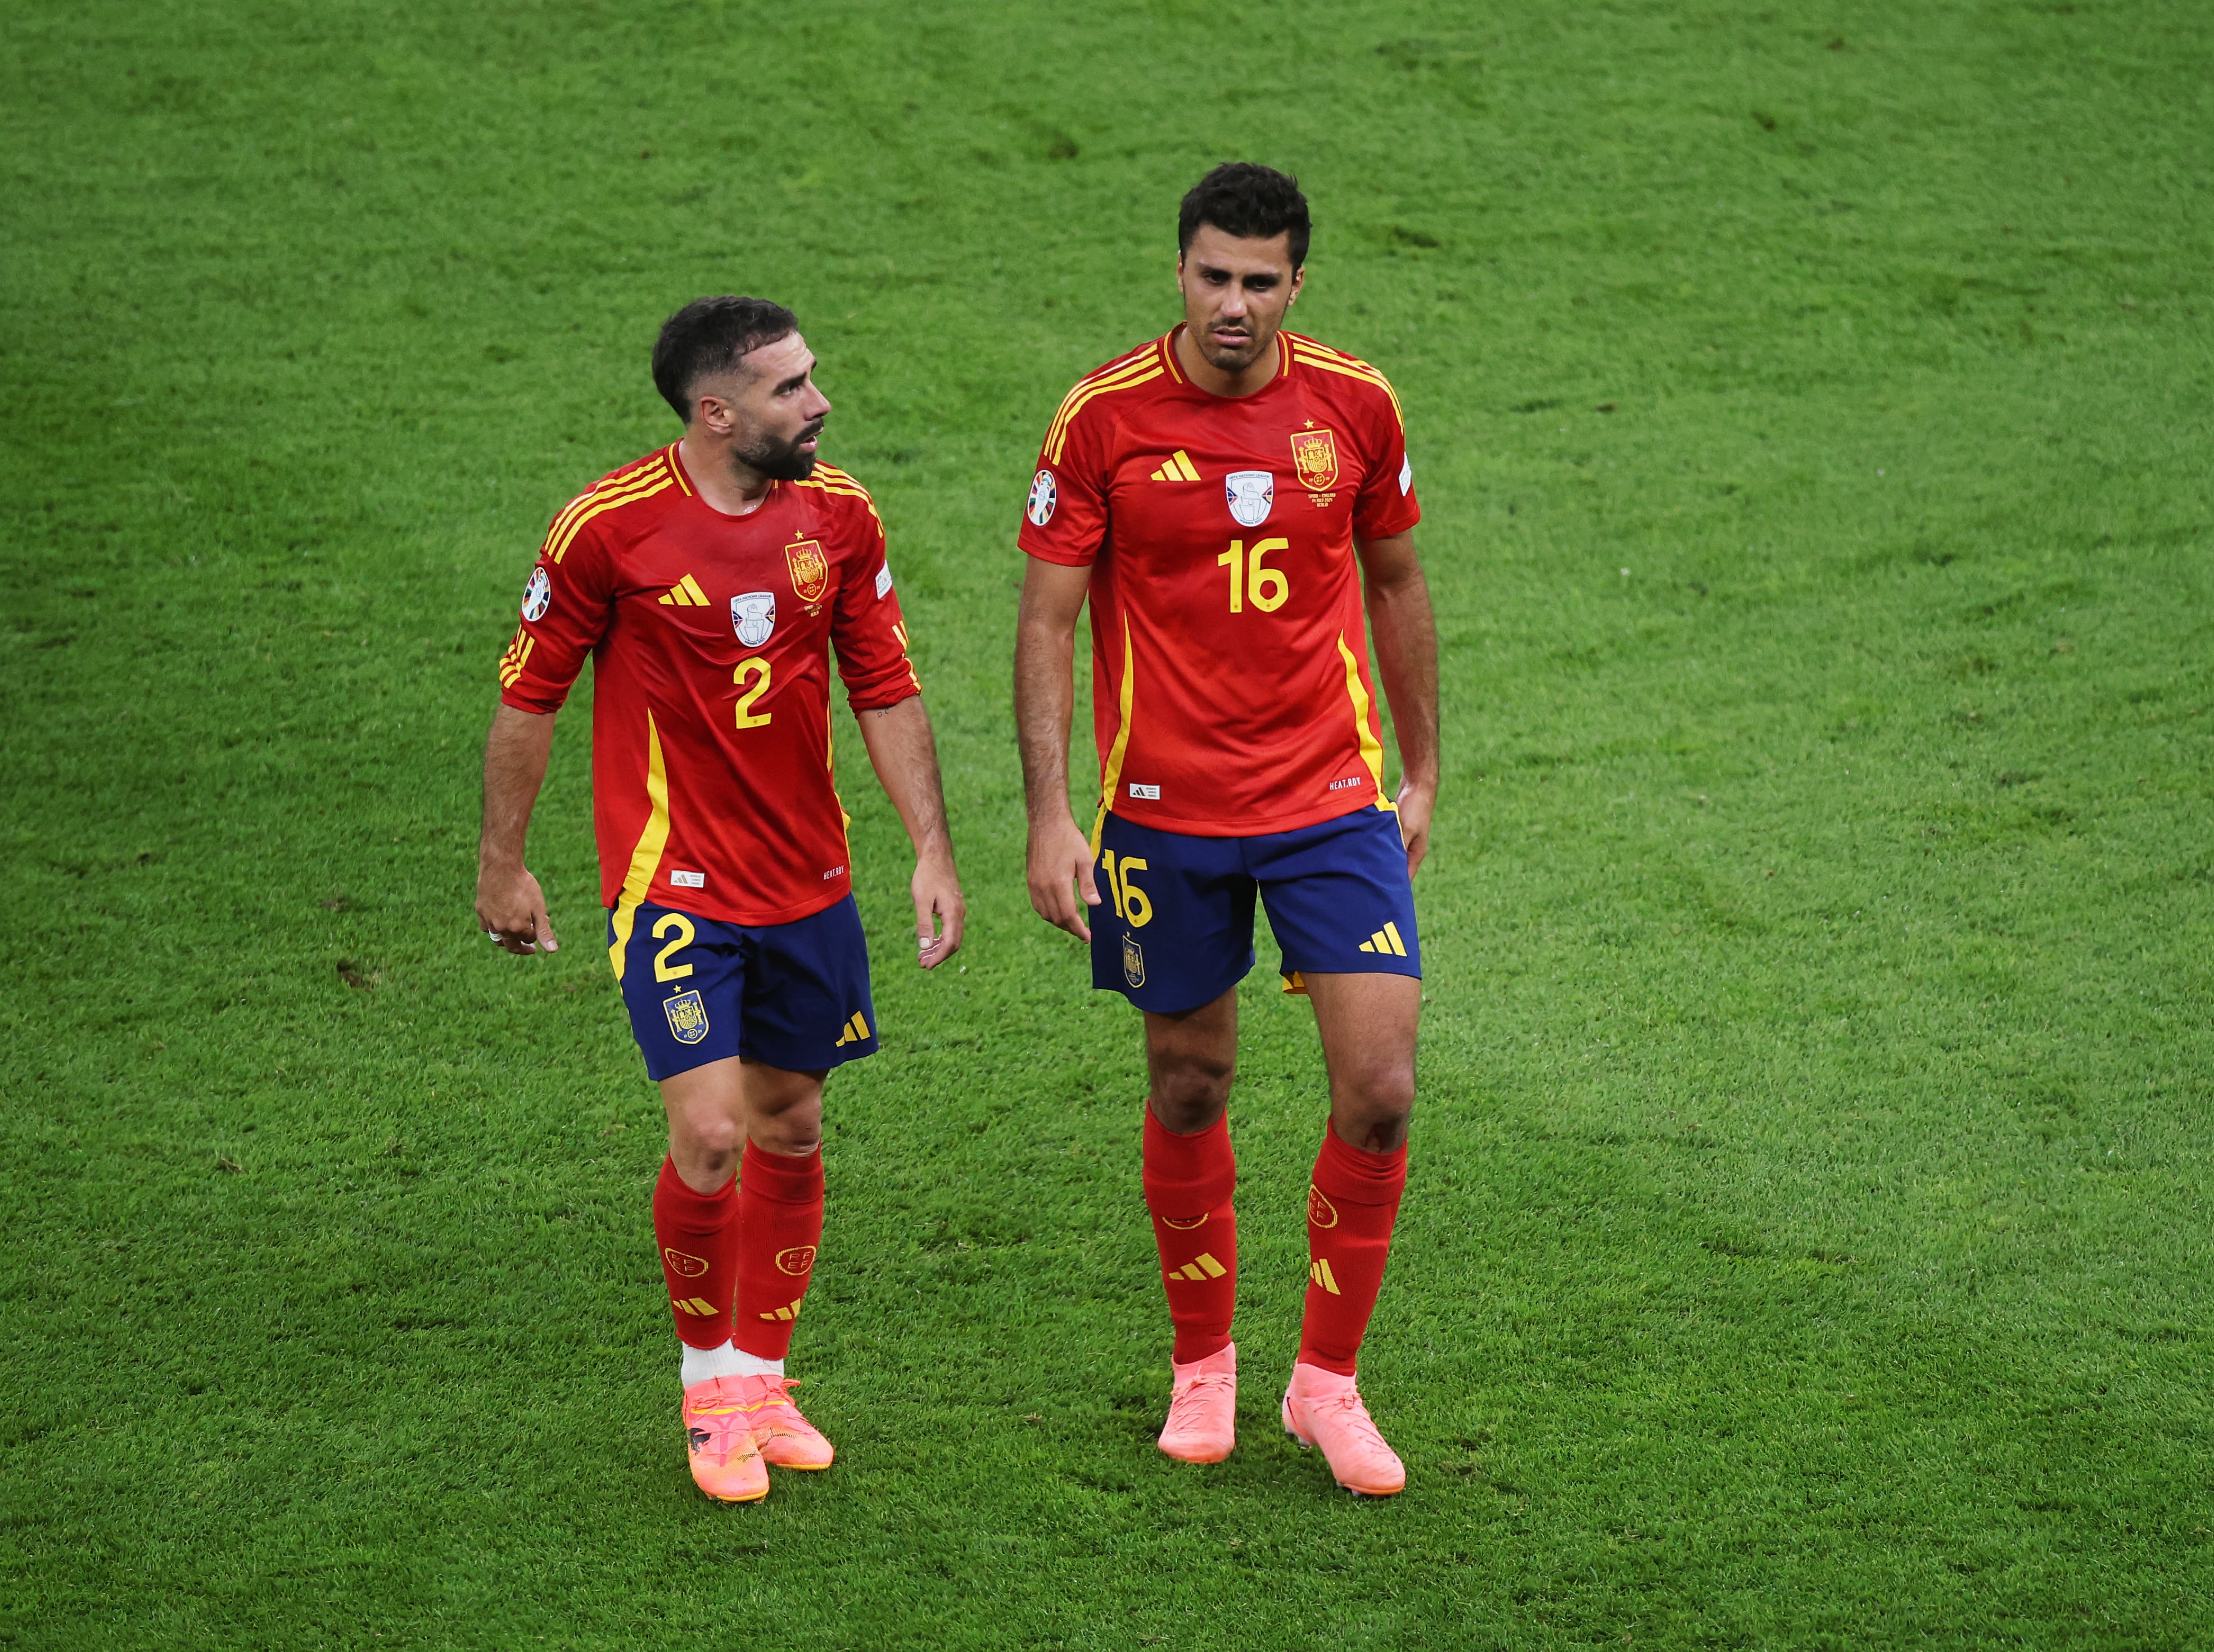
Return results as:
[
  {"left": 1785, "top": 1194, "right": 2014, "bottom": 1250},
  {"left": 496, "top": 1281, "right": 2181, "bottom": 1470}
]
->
[{"left": 4, "top": 0, "right": 2211, "bottom": 1644}]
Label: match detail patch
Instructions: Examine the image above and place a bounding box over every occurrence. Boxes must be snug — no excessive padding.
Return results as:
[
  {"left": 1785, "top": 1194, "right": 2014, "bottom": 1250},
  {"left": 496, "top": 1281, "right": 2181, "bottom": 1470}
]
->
[
  {"left": 730, "top": 591, "right": 775, "bottom": 647},
  {"left": 1225, "top": 470, "right": 1274, "bottom": 528},
  {"left": 1127, "top": 782, "right": 1162, "bottom": 800},
  {"left": 669, "top": 869, "right": 706, "bottom": 889}
]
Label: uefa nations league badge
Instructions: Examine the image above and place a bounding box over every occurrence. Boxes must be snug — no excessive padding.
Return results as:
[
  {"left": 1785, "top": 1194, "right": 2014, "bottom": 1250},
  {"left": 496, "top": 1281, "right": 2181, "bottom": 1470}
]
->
[
  {"left": 1225, "top": 470, "right": 1274, "bottom": 527},
  {"left": 730, "top": 591, "right": 776, "bottom": 648}
]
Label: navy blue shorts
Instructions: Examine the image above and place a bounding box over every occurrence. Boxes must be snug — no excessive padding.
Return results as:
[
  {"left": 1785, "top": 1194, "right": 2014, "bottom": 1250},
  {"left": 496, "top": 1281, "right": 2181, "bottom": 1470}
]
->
[
  {"left": 608, "top": 895, "right": 878, "bottom": 1081},
  {"left": 1090, "top": 808, "right": 1420, "bottom": 1015}
]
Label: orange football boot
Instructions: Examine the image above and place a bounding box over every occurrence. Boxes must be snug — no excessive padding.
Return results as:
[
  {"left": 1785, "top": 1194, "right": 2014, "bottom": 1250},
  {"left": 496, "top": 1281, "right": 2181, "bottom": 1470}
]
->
[
  {"left": 1158, "top": 1342, "right": 1237, "bottom": 1464},
  {"left": 683, "top": 1376, "right": 769, "bottom": 1503},
  {"left": 738, "top": 1374, "right": 835, "bottom": 1470},
  {"left": 1281, "top": 1363, "right": 1405, "bottom": 1497}
]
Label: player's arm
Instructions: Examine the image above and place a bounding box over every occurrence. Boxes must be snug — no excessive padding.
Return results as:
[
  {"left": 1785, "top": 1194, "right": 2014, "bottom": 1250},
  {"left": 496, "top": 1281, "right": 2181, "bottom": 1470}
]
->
[
  {"left": 476, "top": 704, "right": 561, "bottom": 954},
  {"left": 1014, "top": 556, "right": 1103, "bottom": 941},
  {"left": 1355, "top": 530, "right": 1440, "bottom": 877},
  {"left": 855, "top": 696, "right": 965, "bottom": 968}
]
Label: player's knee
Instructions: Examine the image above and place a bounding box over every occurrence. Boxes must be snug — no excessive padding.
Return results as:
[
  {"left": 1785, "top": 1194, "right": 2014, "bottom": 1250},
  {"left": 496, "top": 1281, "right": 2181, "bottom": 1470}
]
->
[
  {"left": 1339, "top": 1060, "right": 1415, "bottom": 1128},
  {"left": 1151, "top": 1056, "right": 1235, "bottom": 1132}
]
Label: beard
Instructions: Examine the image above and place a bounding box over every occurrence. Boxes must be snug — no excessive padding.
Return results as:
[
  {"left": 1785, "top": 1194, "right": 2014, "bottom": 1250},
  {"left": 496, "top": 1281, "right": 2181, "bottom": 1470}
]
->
[
  {"left": 735, "top": 420, "right": 824, "bottom": 482},
  {"left": 1192, "top": 324, "right": 1272, "bottom": 374}
]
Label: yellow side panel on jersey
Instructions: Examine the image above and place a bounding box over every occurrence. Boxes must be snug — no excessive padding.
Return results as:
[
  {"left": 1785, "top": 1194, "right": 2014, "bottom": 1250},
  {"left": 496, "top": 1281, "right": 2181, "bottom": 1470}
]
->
[
  {"left": 607, "top": 711, "right": 672, "bottom": 981},
  {"left": 1335, "top": 633, "right": 1393, "bottom": 811},
  {"left": 1090, "top": 617, "right": 1137, "bottom": 858}
]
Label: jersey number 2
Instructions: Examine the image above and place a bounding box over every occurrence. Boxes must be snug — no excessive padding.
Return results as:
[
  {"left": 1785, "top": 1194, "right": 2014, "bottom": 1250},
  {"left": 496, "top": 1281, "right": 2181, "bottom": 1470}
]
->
[{"left": 733, "top": 658, "right": 772, "bottom": 729}]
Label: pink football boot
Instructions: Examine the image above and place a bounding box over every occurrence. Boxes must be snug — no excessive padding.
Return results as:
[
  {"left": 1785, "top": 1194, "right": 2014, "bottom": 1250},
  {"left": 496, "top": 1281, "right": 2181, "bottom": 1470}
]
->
[
  {"left": 1281, "top": 1363, "right": 1405, "bottom": 1497},
  {"left": 1158, "top": 1343, "right": 1237, "bottom": 1464}
]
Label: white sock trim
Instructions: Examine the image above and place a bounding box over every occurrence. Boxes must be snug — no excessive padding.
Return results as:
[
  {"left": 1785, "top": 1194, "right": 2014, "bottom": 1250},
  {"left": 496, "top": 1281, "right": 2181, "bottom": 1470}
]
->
[{"left": 680, "top": 1341, "right": 785, "bottom": 1385}]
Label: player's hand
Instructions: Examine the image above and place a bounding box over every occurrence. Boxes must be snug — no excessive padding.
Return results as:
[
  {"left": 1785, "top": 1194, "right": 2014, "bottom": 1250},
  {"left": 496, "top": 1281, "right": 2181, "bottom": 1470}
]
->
[
  {"left": 912, "top": 848, "right": 965, "bottom": 970},
  {"left": 476, "top": 863, "right": 559, "bottom": 955},
  {"left": 1027, "top": 813, "right": 1101, "bottom": 943},
  {"left": 1395, "top": 780, "right": 1435, "bottom": 879}
]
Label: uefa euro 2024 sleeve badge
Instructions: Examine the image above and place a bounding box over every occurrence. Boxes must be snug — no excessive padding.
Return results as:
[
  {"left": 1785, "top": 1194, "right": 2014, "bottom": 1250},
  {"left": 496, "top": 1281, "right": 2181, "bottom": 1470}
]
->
[
  {"left": 1225, "top": 470, "right": 1275, "bottom": 527},
  {"left": 663, "top": 989, "right": 710, "bottom": 1045},
  {"left": 1122, "top": 934, "right": 1146, "bottom": 989},
  {"left": 1028, "top": 469, "right": 1058, "bottom": 526},
  {"left": 730, "top": 591, "right": 776, "bottom": 648},
  {"left": 521, "top": 566, "right": 552, "bottom": 622}
]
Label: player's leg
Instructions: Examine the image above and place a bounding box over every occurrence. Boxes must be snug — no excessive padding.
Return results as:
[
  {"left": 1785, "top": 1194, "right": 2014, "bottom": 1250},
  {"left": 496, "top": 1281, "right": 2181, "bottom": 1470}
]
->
[
  {"left": 1094, "top": 812, "right": 1256, "bottom": 1463},
  {"left": 724, "top": 894, "right": 879, "bottom": 1469},
  {"left": 615, "top": 900, "right": 770, "bottom": 1504},
  {"left": 1142, "top": 989, "right": 1242, "bottom": 1461},
  {"left": 1255, "top": 812, "right": 1421, "bottom": 1495}
]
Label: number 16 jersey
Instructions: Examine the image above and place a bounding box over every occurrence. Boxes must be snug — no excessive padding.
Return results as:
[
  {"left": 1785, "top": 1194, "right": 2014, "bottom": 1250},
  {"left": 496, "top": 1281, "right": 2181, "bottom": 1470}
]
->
[{"left": 1019, "top": 327, "right": 1421, "bottom": 839}]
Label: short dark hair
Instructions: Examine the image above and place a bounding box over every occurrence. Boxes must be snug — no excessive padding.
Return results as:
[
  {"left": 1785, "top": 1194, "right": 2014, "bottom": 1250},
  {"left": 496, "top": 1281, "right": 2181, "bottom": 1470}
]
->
[
  {"left": 1178, "top": 163, "right": 1311, "bottom": 270},
  {"left": 651, "top": 295, "right": 800, "bottom": 422}
]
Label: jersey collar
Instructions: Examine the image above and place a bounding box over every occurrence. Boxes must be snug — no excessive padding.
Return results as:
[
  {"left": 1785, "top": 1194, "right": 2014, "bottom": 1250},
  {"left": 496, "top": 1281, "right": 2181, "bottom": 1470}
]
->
[{"left": 1164, "top": 324, "right": 1289, "bottom": 401}]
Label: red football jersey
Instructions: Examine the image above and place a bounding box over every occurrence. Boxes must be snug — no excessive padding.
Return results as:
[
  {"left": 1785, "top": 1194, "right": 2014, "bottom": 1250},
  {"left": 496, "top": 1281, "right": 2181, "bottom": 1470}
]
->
[
  {"left": 1019, "top": 328, "right": 1421, "bottom": 838},
  {"left": 498, "top": 443, "right": 920, "bottom": 943}
]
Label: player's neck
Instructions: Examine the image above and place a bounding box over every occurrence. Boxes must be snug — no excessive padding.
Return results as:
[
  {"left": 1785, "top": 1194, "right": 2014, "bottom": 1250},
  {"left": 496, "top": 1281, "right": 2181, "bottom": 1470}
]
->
[
  {"left": 1172, "top": 324, "right": 1283, "bottom": 399},
  {"left": 677, "top": 433, "right": 775, "bottom": 517}
]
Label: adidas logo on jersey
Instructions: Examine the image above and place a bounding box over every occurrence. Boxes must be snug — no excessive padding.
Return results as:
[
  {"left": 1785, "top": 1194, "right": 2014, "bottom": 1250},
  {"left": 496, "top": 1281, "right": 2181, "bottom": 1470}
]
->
[
  {"left": 1357, "top": 922, "right": 1409, "bottom": 957},
  {"left": 833, "top": 1011, "right": 871, "bottom": 1047},
  {"left": 1149, "top": 450, "right": 1201, "bottom": 482},
  {"left": 658, "top": 574, "right": 710, "bottom": 607}
]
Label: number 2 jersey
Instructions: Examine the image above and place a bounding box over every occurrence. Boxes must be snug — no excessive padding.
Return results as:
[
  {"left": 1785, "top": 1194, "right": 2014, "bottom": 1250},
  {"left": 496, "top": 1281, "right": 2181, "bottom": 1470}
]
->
[
  {"left": 496, "top": 442, "right": 920, "bottom": 937},
  {"left": 1018, "top": 327, "right": 1421, "bottom": 839}
]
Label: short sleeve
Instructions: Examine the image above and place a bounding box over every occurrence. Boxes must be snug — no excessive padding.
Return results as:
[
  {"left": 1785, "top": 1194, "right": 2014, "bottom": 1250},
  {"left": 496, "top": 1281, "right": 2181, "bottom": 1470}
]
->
[
  {"left": 1350, "top": 384, "right": 1421, "bottom": 544},
  {"left": 497, "top": 515, "right": 616, "bottom": 713},
  {"left": 830, "top": 503, "right": 923, "bottom": 712},
  {"left": 1017, "top": 391, "right": 1111, "bottom": 567}
]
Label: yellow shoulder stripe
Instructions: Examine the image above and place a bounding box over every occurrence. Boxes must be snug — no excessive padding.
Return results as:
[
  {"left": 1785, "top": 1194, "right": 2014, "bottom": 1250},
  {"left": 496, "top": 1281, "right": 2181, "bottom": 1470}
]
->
[
  {"left": 1292, "top": 346, "right": 1404, "bottom": 427},
  {"left": 1046, "top": 357, "right": 1166, "bottom": 465},
  {"left": 1043, "top": 340, "right": 1169, "bottom": 463},
  {"left": 543, "top": 456, "right": 671, "bottom": 553},
  {"left": 546, "top": 469, "right": 675, "bottom": 564}
]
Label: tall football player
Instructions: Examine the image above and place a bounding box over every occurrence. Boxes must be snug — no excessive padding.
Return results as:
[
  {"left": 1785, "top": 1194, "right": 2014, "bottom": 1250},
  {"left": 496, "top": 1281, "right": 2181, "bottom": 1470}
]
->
[
  {"left": 1015, "top": 165, "right": 1438, "bottom": 1496},
  {"left": 476, "top": 297, "right": 965, "bottom": 1505}
]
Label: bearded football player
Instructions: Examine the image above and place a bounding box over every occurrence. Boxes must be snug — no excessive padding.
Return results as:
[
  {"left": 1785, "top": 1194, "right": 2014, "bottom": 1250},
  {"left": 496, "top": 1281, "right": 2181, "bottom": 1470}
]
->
[
  {"left": 476, "top": 296, "right": 965, "bottom": 1505},
  {"left": 1015, "top": 165, "right": 1439, "bottom": 1496}
]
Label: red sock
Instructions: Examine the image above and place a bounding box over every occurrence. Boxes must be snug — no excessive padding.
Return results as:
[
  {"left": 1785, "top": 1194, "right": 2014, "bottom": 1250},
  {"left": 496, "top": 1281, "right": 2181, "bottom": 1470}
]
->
[
  {"left": 1142, "top": 1109, "right": 1237, "bottom": 1365},
  {"left": 732, "top": 1141, "right": 825, "bottom": 1360},
  {"left": 1298, "top": 1124, "right": 1407, "bottom": 1376},
  {"left": 653, "top": 1157, "right": 740, "bottom": 1350}
]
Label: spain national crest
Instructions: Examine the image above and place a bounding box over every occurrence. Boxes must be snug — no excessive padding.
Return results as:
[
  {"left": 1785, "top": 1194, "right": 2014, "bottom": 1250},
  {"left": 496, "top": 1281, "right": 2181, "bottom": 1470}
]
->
[
  {"left": 784, "top": 537, "right": 829, "bottom": 604},
  {"left": 1290, "top": 427, "right": 1340, "bottom": 492},
  {"left": 1122, "top": 934, "right": 1145, "bottom": 989},
  {"left": 663, "top": 988, "right": 710, "bottom": 1045}
]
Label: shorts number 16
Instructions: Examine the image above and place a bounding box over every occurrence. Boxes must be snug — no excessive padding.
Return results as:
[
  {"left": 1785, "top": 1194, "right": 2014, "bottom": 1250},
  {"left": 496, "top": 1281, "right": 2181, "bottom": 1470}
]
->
[{"left": 1217, "top": 537, "right": 1289, "bottom": 614}]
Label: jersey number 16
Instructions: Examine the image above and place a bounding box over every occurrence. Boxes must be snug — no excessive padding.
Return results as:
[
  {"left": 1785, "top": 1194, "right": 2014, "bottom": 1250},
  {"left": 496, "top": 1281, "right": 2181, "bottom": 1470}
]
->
[{"left": 1217, "top": 537, "right": 1289, "bottom": 614}]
